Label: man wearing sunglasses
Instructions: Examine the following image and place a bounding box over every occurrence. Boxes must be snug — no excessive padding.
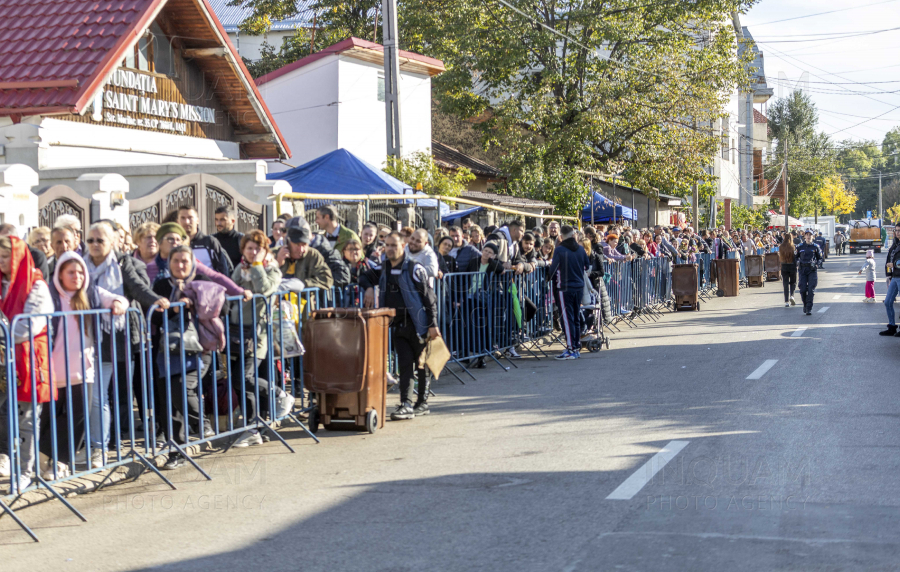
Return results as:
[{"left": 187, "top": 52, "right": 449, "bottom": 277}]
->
[{"left": 276, "top": 217, "right": 334, "bottom": 290}]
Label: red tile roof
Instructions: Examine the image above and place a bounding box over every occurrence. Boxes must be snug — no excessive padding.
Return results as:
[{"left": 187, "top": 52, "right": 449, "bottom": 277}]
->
[
  {"left": 0, "top": 0, "right": 163, "bottom": 114},
  {"left": 753, "top": 108, "right": 768, "bottom": 123},
  {"left": 0, "top": 0, "right": 290, "bottom": 159},
  {"left": 256, "top": 37, "right": 445, "bottom": 86}
]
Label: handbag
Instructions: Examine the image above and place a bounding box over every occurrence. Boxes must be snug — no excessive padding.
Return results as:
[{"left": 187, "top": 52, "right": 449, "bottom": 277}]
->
[{"left": 166, "top": 316, "right": 203, "bottom": 354}]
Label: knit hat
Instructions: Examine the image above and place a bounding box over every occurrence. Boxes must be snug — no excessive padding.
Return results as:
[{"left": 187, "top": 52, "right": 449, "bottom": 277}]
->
[
  {"left": 866, "top": 249, "right": 874, "bottom": 258},
  {"left": 156, "top": 222, "right": 188, "bottom": 242}
]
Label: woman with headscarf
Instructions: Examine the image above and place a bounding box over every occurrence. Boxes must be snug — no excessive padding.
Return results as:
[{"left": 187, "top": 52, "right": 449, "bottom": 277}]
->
[
  {"left": 43, "top": 251, "right": 127, "bottom": 471},
  {"left": 0, "top": 236, "right": 54, "bottom": 488}
]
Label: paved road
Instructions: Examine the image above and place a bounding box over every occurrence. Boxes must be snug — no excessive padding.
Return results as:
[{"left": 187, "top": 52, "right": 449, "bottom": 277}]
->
[{"left": 3, "top": 252, "right": 899, "bottom": 571}]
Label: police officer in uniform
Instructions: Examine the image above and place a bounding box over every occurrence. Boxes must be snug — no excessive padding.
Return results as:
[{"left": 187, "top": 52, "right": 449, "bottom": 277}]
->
[
  {"left": 363, "top": 231, "right": 441, "bottom": 420},
  {"left": 796, "top": 230, "right": 824, "bottom": 315}
]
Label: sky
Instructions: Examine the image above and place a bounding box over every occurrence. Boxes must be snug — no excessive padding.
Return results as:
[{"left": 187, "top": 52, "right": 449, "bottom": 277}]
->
[{"left": 741, "top": 0, "right": 900, "bottom": 146}]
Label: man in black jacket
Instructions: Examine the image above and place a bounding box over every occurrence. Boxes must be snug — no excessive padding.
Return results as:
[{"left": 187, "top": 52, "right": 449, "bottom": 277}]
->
[
  {"left": 548, "top": 225, "right": 590, "bottom": 360},
  {"left": 177, "top": 206, "right": 233, "bottom": 276},
  {"left": 213, "top": 206, "right": 244, "bottom": 267}
]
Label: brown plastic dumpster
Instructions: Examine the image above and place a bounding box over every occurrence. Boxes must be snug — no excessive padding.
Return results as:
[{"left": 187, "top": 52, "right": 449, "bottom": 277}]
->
[
  {"left": 302, "top": 307, "right": 395, "bottom": 434},
  {"left": 713, "top": 259, "right": 739, "bottom": 297},
  {"left": 672, "top": 264, "right": 699, "bottom": 311},
  {"left": 764, "top": 253, "right": 780, "bottom": 281},
  {"left": 745, "top": 255, "right": 765, "bottom": 287}
]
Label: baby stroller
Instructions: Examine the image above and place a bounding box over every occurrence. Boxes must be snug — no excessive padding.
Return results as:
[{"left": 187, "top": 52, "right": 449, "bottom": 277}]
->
[{"left": 580, "top": 274, "right": 611, "bottom": 353}]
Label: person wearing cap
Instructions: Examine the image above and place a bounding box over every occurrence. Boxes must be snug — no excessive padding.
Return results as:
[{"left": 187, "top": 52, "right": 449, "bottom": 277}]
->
[
  {"left": 276, "top": 217, "right": 334, "bottom": 290},
  {"left": 796, "top": 230, "right": 823, "bottom": 315}
]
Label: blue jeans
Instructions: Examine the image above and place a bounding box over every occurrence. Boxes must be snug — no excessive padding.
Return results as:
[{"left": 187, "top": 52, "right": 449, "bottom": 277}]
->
[
  {"left": 90, "top": 362, "right": 115, "bottom": 450},
  {"left": 884, "top": 277, "right": 900, "bottom": 325}
]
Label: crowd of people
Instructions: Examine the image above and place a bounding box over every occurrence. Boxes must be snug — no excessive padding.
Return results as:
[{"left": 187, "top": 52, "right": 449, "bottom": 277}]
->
[{"left": 0, "top": 203, "right": 860, "bottom": 485}]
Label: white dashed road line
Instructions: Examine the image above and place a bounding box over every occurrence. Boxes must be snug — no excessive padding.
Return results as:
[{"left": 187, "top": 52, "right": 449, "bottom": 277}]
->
[
  {"left": 791, "top": 327, "right": 807, "bottom": 338},
  {"left": 606, "top": 441, "right": 690, "bottom": 500},
  {"left": 818, "top": 306, "right": 830, "bottom": 313},
  {"left": 747, "top": 359, "right": 778, "bottom": 380},
  {"left": 833, "top": 295, "right": 841, "bottom": 300}
]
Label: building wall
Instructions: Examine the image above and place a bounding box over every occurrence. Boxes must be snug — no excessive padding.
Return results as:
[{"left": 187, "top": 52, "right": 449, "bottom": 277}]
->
[
  {"left": 336, "top": 57, "right": 432, "bottom": 170},
  {"left": 258, "top": 54, "right": 433, "bottom": 172},
  {"left": 257, "top": 57, "right": 341, "bottom": 173},
  {"left": 228, "top": 31, "right": 295, "bottom": 62},
  {"left": 715, "top": 96, "right": 742, "bottom": 202}
]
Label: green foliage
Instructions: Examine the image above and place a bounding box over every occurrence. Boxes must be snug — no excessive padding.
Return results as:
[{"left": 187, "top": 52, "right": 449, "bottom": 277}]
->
[
  {"left": 766, "top": 90, "right": 839, "bottom": 219},
  {"left": 383, "top": 152, "right": 474, "bottom": 197},
  {"left": 714, "top": 202, "right": 766, "bottom": 229},
  {"left": 402, "top": 0, "right": 756, "bottom": 211}
]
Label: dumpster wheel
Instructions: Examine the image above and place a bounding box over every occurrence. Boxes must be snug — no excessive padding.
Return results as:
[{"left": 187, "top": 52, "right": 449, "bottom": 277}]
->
[
  {"left": 695, "top": 302, "right": 700, "bottom": 311},
  {"left": 366, "top": 410, "right": 378, "bottom": 434}
]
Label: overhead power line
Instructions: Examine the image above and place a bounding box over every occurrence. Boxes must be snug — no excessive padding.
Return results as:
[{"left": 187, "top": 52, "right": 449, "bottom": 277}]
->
[{"left": 749, "top": 0, "right": 900, "bottom": 27}]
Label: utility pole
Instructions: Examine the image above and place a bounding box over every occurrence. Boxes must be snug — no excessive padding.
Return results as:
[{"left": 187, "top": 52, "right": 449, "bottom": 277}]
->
[
  {"left": 784, "top": 139, "right": 789, "bottom": 232},
  {"left": 879, "top": 170, "right": 883, "bottom": 220},
  {"left": 693, "top": 120, "right": 699, "bottom": 227},
  {"left": 382, "top": 0, "right": 402, "bottom": 158}
]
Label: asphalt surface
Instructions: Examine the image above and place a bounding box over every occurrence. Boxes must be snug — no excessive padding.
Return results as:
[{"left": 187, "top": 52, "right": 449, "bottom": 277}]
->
[{"left": 2, "top": 250, "right": 899, "bottom": 571}]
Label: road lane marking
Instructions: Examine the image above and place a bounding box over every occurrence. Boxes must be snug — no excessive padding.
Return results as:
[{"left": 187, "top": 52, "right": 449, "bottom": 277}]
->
[
  {"left": 818, "top": 306, "right": 830, "bottom": 313},
  {"left": 833, "top": 295, "right": 841, "bottom": 299},
  {"left": 791, "top": 327, "right": 807, "bottom": 337},
  {"left": 606, "top": 441, "right": 690, "bottom": 500},
  {"left": 747, "top": 359, "right": 778, "bottom": 380}
]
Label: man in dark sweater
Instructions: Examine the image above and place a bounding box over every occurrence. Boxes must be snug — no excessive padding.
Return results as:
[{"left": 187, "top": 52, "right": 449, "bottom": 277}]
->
[
  {"left": 213, "top": 205, "right": 244, "bottom": 267},
  {"left": 177, "top": 205, "right": 233, "bottom": 276},
  {"left": 548, "top": 225, "right": 590, "bottom": 360}
]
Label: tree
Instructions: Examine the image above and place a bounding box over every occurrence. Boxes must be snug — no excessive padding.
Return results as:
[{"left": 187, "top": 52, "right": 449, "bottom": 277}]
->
[
  {"left": 836, "top": 139, "right": 882, "bottom": 218},
  {"left": 401, "top": 0, "right": 756, "bottom": 213},
  {"left": 886, "top": 203, "right": 900, "bottom": 224},
  {"left": 383, "top": 152, "right": 474, "bottom": 197},
  {"left": 818, "top": 176, "right": 857, "bottom": 216},
  {"left": 766, "top": 90, "right": 838, "bottom": 218},
  {"left": 882, "top": 127, "right": 900, "bottom": 172}
]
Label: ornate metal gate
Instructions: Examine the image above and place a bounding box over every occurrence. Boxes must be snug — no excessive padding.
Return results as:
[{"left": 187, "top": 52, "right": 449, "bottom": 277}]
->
[{"left": 36, "top": 185, "right": 90, "bottom": 231}]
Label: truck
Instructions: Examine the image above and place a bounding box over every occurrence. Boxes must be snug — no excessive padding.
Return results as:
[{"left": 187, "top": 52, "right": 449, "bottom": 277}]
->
[
  {"left": 800, "top": 216, "right": 835, "bottom": 241},
  {"left": 848, "top": 219, "right": 883, "bottom": 254}
]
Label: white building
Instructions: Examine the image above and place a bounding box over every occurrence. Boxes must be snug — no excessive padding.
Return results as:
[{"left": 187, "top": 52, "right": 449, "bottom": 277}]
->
[
  {"left": 207, "top": 0, "right": 315, "bottom": 63},
  {"left": 255, "top": 37, "right": 445, "bottom": 172}
]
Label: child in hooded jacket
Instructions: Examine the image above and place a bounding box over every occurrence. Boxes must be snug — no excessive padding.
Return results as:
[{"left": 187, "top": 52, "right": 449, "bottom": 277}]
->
[
  {"left": 41, "top": 252, "right": 127, "bottom": 472},
  {"left": 859, "top": 249, "right": 877, "bottom": 302}
]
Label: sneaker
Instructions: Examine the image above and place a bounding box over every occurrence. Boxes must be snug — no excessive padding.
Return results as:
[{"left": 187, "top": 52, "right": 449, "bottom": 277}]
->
[
  {"left": 386, "top": 372, "right": 398, "bottom": 387},
  {"left": 390, "top": 401, "right": 415, "bottom": 421},
  {"left": 555, "top": 350, "right": 576, "bottom": 360},
  {"left": 202, "top": 423, "right": 215, "bottom": 438},
  {"left": 784, "top": 302, "right": 790, "bottom": 307},
  {"left": 162, "top": 453, "right": 186, "bottom": 471},
  {"left": 275, "top": 391, "right": 296, "bottom": 419},
  {"left": 0, "top": 454, "right": 9, "bottom": 477},
  {"left": 789, "top": 297, "right": 796, "bottom": 306},
  {"left": 506, "top": 348, "right": 522, "bottom": 359},
  {"left": 572, "top": 350, "right": 581, "bottom": 359},
  {"left": 90, "top": 448, "right": 105, "bottom": 469},
  {"left": 473, "top": 357, "right": 486, "bottom": 369},
  {"left": 232, "top": 429, "right": 263, "bottom": 448},
  {"left": 40, "top": 461, "right": 71, "bottom": 480},
  {"left": 805, "top": 311, "right": 812, "bottom": 316},
  {"left": 413, "top": 402, "right": 430, "bottom": 416},
  {"left": 15, "top": 474, "right": 33, "bottom": 491}
]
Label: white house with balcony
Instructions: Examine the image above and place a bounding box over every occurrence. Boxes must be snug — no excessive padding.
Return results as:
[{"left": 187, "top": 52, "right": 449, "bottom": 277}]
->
[{"left": 255, "top": 37, "right": 445, "bottom": 172}]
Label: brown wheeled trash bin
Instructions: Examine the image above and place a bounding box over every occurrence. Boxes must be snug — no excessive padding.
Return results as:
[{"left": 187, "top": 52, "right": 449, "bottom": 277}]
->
[
  {"left": 713, "top": 259, "right": 740, "bottom": 297},
  {"left": 302, "top": 307, "right": 395, "bottom": 434},
  {"left": 672, "top": 264, "right": 700, "bottom": 311},
  {"left": 745, "top": 255, "right": 765, "bottom": 287},
  {"left": 764, "top": 253, "right": 781, "bottom": 281}
]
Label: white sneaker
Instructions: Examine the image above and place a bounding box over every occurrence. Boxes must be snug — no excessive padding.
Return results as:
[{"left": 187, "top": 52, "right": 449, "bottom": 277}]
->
[
  {"left": 232, "top": 430, "right": 263, "bottom": 448},
  {"left": 40, "top": 461, "right": 71, "bottom": 480},
  {"left": 789, "top": 296, "right": 796, "bottom": 306},
  {"left": 90, "top": 448, "right": 105, "bottom": 469},
  {"left": 15, "top": 474, "right": 33, "bottom": 491},
  {"left": 784, "top": 302, "right": 790, "bottom": 307},
  {"left": 387, "top": 372, "right": 398, "bottom": 387},
  {"left": 0, "top": 453, "right": 10, "bottom": 477},
  {"left": 275, "top": 391, "right": 295, "bottom": 419},
  {"left": 506, "top": 347, "right": 522, "bottom": 359}
]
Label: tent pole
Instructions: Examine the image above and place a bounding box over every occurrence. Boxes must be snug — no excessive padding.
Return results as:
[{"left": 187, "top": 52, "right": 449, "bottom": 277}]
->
[{"left": 591, "top": 177, "right": 595, "bottom": 228}]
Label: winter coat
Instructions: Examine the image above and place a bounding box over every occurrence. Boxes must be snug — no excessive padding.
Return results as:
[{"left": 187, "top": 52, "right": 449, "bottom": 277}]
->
[
  {"left": 190, "top": 231, "right": 233, "bottom": 277},
  {"left": 230, "top": 256, "right": 282, "bottom": 356},
  {"left": 310, "top": 234, "right": 350, "bottom": 287},
  {"left": 407, "top": 245, "right": 440, "bottom": 287},
  {"left": 860, "top": 258, "right": 876, "bottom": 282},
  {"left": 281, "top": 247, "right": 333, "bottom": 290},
  {"left": 548, "top": 237, "right": 590, "bottom": 292}
]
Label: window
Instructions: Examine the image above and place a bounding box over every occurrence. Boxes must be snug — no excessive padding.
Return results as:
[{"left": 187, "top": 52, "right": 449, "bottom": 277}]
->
[
  {"left": 121, "top": 24, "right": 176, "bottom": 77},
  {"left": 721, "top": 121, "right": 729, "bottom": 161},
  {"left": 377, "top": 73, "right": 385, "bottom": 102}
]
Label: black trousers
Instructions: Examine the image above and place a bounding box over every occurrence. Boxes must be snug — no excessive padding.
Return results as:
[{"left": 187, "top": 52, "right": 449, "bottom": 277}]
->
[
  {"left": 229, "top": 356, "right": 271, "bottom": 422},
  {"left": 781, "top": 264, "right": 797, "bottom": 302},
  {"left": 556, "top": 289, "right": 582, "bottom": 350},
  {"left": 799, "top": 267, "right": 818, "bottom": 311},
  {"left": 154, "top": 353, "right": 211, "bottom": 444},
  {"left": 391, "top": 320, "right": 427, "bottom": 405},
  {"left": 38, "top": 387, "right": 88, "bottom": 465}
]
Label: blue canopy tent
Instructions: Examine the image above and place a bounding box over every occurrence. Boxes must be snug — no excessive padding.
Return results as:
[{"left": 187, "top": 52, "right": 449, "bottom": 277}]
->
[
  {"left": 581, "top": 191, "right": 636, "bottom": 222},
  {"left": 444, "top": 204, "right": 484, "bottom": 221},
  {"left": 268, "top": 148, "right": 449, "bottom": 215}
]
